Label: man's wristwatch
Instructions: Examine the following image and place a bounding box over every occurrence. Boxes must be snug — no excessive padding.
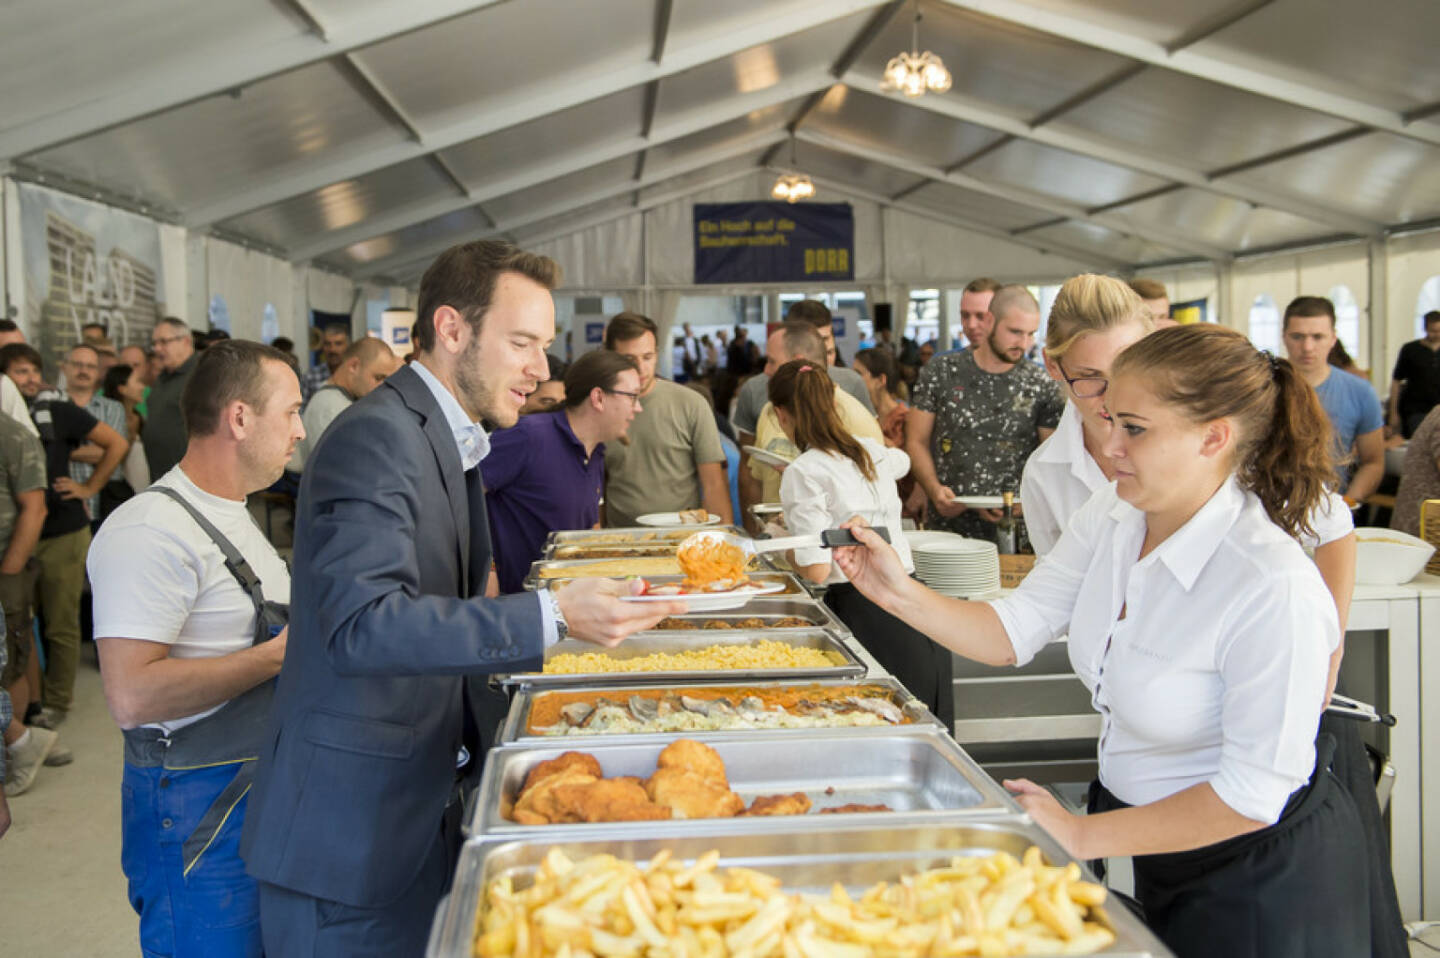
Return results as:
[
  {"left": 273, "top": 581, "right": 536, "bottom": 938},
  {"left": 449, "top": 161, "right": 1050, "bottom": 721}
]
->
[{"left": 544, "top": 589, "right": 569, "bottom": 642}]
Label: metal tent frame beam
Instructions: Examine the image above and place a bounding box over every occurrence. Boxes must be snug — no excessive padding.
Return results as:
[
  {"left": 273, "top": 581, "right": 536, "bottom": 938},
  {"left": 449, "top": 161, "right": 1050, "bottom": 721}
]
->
[
  {"left": 354, "top": 137, "right": 782, "bottom": 280},
  {"left": 0, "top": 0, "right": 508, "bottom": 161},
  {"left": 841, "top": 74, "right": 1380, "bottom": 235},
  {"left": 937, "top": 0, "right": 1440, "bottom": 148},
  {"left": 183, "top": 0, "right": 889, "bottom": 228},
  {"left": 287, "top": 73, "right": 830, "bottom": 261},
  {"left": 794, "top": 129, "right": 1233, "bottom": 260}
]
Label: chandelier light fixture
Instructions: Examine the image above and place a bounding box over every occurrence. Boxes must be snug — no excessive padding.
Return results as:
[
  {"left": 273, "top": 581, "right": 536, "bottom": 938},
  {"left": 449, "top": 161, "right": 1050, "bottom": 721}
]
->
[
  {"left": 881, "top": 3, "right": 952, "bottom": 98},
  {"left": 771, "top": 138, "right": 815, "bottom": 204}
]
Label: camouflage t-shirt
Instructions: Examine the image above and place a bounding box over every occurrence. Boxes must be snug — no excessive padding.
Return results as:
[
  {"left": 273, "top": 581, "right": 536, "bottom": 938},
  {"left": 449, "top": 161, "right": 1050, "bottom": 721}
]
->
[{"left": 912, "top": 349, "right": 1063, "bottom": 539}]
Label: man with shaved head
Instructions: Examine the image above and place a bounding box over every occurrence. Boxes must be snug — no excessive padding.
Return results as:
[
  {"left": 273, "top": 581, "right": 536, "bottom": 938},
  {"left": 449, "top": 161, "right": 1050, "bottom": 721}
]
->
[
  {"left": 286, "top": 336, "right": 403, "bottom": 476},
  {"left": 906, "top": 284, "right": 1063, "bottom": 543}
]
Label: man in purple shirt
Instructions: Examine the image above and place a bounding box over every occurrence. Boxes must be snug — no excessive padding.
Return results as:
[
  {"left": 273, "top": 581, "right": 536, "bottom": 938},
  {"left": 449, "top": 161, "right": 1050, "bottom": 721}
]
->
[{"left": 482, "top": 350, "right": 642, "bottom": 592}]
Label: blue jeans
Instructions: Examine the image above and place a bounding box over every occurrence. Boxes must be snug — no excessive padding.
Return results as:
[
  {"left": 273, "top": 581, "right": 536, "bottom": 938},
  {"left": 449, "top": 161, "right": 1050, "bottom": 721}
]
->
[{"left": 121, "top": 760, "right": 262, "bottom": 958}]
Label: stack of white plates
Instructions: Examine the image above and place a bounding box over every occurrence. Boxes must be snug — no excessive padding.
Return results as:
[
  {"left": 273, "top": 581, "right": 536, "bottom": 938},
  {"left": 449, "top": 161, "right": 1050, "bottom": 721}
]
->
[{"left": 904, "top": 530, "right": 1001, "bottom": 598}]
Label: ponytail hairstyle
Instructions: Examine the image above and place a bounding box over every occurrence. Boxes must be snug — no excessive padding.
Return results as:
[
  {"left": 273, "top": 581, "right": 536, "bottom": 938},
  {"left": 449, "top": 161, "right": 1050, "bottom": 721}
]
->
[
  {"left": 768, "top": 359, "right": 876, "bottom": 481},
  {"left": 1110, "top": 324, "right": 1334, "bottom": 540},
  {"left": 853, "top": 348, "right": 903, "bottom": 398},
  {"left": 1045, "top": 273, "right": 1154, "bottom": 359}
]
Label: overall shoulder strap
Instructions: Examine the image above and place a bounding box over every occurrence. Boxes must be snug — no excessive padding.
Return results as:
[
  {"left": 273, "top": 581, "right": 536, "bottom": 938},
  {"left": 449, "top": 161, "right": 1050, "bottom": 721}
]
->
[{"left": 143, "top": 486, "right": 266, "bottom": 614}]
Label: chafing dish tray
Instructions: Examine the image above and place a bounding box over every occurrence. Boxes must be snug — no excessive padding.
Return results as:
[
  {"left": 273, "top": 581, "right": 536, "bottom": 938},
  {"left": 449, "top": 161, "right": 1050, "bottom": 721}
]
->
[
  {"left": 467, "top": 727, "right": 1015, "bottom": 836},
  {"left": 639, "top": 595, "right": 848, "bottom": 634},
  {"left": 524, "top": 554, "right": 776, "bottom": 588},
  {"left": 528, "top": 570, "right": 807, "bottom": 596},
  {"left": 496, "top": 628, "right": 864, "bottom": 689},
  {"left": 497, "top": 675, "right": 939, "bottom": 744},
  {"left": 429, "top": 820, "right": 1173, "bottom": 957},
  {"left": 545, "top": 526, "right": 746, "bottom": 548}
]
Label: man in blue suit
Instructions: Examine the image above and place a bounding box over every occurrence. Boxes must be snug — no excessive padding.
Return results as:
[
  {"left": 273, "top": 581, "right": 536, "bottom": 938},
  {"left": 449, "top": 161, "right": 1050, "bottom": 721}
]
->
[{"left": 240, "top": 241, "right": 685, "bottom": 956}]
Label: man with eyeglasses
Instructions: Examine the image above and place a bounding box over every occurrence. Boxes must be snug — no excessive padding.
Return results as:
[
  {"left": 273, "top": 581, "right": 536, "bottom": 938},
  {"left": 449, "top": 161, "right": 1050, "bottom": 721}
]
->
[
  {"left": 481, "top": 350, "right": 643, "bottom": 593},
  {"left": 907, "top": 285, "right": 1063, "bottom": 543},
  {"left": 63, "top": 344, "right": 128, "bottom": 524},
  {"left": 144, "top": 318, "right": 198, "bottom": 483}
]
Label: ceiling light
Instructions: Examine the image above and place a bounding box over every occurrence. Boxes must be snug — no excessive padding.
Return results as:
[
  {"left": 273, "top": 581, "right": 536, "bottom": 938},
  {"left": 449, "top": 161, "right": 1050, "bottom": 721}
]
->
[
  {"left": 881, "top": 4, "right": 951, "bottom": 98},
  {"left": 771, "top": 137, "right": 816, "bottom": 204}
]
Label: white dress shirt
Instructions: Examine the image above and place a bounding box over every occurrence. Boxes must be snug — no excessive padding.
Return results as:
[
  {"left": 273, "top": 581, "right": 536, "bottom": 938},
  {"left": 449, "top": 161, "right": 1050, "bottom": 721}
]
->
[
  {"left": 411, "top": 360, "right": 557, "bottom": 645},
  {"left": 780, "top": 438, "right": 913, "bottom": 586},
  {"left": 1020, "top": 401, "right": 1353, "bottom": 555},
  {"left": 989, "top": 478, "right": 1338, "bottom": 824}
]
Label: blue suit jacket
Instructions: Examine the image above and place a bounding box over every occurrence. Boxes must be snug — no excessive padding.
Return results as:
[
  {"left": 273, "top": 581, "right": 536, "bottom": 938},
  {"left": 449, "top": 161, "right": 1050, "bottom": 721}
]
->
[{"left": 240, "top": 364, "right": 542, "bottom": 907}]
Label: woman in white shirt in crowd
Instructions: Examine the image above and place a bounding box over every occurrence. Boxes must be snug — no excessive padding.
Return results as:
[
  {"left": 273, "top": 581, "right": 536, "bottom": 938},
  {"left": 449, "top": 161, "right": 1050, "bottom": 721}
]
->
[
  {"left": 834, "top": 325, "right": 1370, "bottom": 958},
  {"left": 766, "top": 359, "right": 952, "bottom": 730}
]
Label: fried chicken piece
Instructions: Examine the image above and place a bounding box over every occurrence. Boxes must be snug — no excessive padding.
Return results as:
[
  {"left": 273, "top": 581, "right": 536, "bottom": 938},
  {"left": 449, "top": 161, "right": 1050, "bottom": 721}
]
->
[
  {"left": 654, "top": 739, "right": 728, "bottom": 784},
  {"left": 520, "top": 751, "right": 603, "bottom": 795},
  {"left": 775, "top": 617, "right": 810, "bottom": 628},
  {"left": 702, "top": 619, "right": 732, "bottom": 629},
  {"left": 742, "top": 792, "right": 813, "bottom": 816},
  {"left": 645, "top": 767, "right": 745, "bottom": 819},
  {"left": 550, "top": 777, "right": 672, "bottom": 823},
  {"left": 819, "top": 803, "right": 892, "bottom": 814},
  {"left": 511, "top": 768, "right": 599, "bottom": 824},
  {"left": 656, "top": 617, "right": 697, "bottom": 630}
]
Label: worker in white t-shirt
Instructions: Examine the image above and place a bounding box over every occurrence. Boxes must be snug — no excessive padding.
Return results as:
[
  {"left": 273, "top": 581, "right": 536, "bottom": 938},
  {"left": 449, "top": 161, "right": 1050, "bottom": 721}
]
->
[{"left": 87, "top": 340, "right": 303, "bottom": 958}]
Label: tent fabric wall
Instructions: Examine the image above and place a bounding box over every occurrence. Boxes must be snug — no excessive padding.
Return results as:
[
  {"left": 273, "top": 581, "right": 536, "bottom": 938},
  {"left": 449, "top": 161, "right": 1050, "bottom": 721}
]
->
[
  {"left": 532, "top": 216, "right": 644, "bottom": 292},
  {"left": 879, "top": 209, "right": 1095, "bottom": 287},
  {"left": 205, "top": 238, "right": 295, "bottom": 343}
]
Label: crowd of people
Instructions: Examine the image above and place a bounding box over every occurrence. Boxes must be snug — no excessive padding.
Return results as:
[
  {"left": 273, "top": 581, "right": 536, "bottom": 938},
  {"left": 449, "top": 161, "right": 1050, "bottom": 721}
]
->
[{"left": 0, "top": 240, "right": 1420, "bottom": 957}]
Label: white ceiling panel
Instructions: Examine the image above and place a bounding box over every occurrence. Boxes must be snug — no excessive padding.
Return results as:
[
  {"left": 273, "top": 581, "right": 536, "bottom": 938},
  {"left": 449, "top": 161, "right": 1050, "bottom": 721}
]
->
[
  {"left": 996, "top": 0, "right": 1248, "bottom": 46},
  {"left": 849, "top": 1, "right": 1134, "bottom": 119},
  {"left": 27, "top": 60, "right": 400, "bottom": 214},
  {"left": 436, "top": 87, "right": 648, "bottom": 187},
  {"left": 220, "top": 158, "right": 459, "bottom": 251},
  {"left": 1196, "top": 0, "right": 1440, "bottom": 114},
  {"left": 351, "top": 0, "right": 654, "bottom": 130},
  {"left": 324, "top": 206, "right": 492, "bottom": 270},
  {"left": 1227, "top": 132, "right": 1440, "bottom": 226},
  {"left": 0, "top": 0, "right": 299, "bottom": 134},
  {"left": 644, "top": 109, "right": 789, "bottom": 171},
  {"left": 636, "top": 153, "right": 770, "bottom": 204},
  {"left": 806, "top": 88, "right": 1005, "bottom": 170},
  {"left": 1100, "top": 187, "right": 1326, "bottom": 252},
  {"left": 510, "top": 195, "right": 640, "bottom": 245},
  {"left": 657, "top": 12, "right": 871, "bottom": 120},
  {"left": 963, "top": 139, "right": 1172, "bottom": 209},
  {"left": 1057, "top": 67, "right": 1356, "bottom": 173},
  {"left": 783, "top": 142, "right": 929, "bottom": 199},
  {"left": 482, "top": 157, "right": 640, "bottom": 226},
  {"left": 1024, "top": 220, "right": 1177, "bottom": 265},
  {"left": 903, "top": 182, "right": 1056, "bottom": 233},
  {"left": 665, "top": 0, "right": 806, "bottom": 52}
]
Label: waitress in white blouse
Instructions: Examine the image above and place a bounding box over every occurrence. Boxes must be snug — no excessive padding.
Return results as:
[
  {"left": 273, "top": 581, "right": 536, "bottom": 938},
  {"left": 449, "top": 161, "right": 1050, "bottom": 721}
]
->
[
  {"left": 766, "top": 359, "right": 953, "bottom": 730},
  {"left": 835, "top": 325, "right": 1370, "bottom": 957}
]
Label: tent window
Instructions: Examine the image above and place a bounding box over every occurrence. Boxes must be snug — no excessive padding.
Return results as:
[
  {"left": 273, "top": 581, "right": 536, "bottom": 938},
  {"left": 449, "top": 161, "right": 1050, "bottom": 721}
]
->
[
  {"left": 1416, "top": 275, "right": 1440, "bottom": 337},
  {"left": 1248, "top": 294, "right": 1281, "bottom": 354},
  {"left": 1327, "top": 285, "right": 1361, "bottom": 365},
  {"left": 261, "top": 303, "right": 278, "bottom": 343}
]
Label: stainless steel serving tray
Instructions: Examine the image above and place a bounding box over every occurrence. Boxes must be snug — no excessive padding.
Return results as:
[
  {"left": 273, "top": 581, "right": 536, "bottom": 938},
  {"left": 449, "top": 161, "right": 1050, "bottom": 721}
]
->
[
  {"left": 496, "top": 628, "right": 865, "bottom": 690},
  {"left": 544, "top": 525, "right": 746, "bottom": 548},
  {"left": 467, "top": 726, "right": 1016, "bottom": 837},
  {"left": 429, "top": 819, "right": 1173, "bottom": 958},
  {"left": 525, "top": 565, "right": 791, "bottom": 593},
  {"left": 497, "top": 674, "right": 938, "bottom": 745},
  {"left": 636, "top": 595, "right": 847, "bottom": 635}
]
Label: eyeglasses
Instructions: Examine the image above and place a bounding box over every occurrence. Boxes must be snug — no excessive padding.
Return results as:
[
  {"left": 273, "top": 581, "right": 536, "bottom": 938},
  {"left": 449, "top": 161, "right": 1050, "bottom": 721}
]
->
[
  {"left": 151, "top": 334, "right": 187, "bottom": 347},
  {"left": 1056, "top": 358, "right": 1108, "bottom": 398},
  {"left": 604, "top": 388, "right": 642, "bottom": 405},
  {"left": 64, "top": 360, "right": 100, "bottom": 372}
]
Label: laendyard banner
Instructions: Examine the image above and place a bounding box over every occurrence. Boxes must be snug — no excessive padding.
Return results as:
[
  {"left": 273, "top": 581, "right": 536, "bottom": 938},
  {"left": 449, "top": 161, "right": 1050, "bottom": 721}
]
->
[
  {"left": 694, "top": 202, "right": 854, "bottom": 284},
  {"left": 18, "top": 182, "right": 166, "bottom": 370}
]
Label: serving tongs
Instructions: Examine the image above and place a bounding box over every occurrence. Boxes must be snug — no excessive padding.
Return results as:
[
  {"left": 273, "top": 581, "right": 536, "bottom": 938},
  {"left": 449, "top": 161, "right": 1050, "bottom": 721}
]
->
[
  {"left": 679, "top": 527, "right": 892, "bottom": 560},
  {"left": 1326, "top": 693, "right": 1397, "bottom": 727}
]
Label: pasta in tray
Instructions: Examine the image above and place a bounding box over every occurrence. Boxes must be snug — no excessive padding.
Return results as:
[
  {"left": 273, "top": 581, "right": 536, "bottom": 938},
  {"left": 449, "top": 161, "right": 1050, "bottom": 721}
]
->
[{"left": 676, "top": 536, "right": 750, "bottom": 591}]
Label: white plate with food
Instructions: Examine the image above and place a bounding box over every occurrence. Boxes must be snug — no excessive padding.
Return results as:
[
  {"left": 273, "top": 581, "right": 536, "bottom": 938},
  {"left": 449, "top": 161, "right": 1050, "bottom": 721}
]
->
[
  {"left": 635, "top": 511, "right": 722, "bottom": 527},
  {"left": 952, "top": 495, "right": 1019, "bottom": 510},
  {"left": 743, "top": 445, "right": 796, "bottom": 469},
  {"left": 620, "top": 580, "right": 786, "bottom": 611}
]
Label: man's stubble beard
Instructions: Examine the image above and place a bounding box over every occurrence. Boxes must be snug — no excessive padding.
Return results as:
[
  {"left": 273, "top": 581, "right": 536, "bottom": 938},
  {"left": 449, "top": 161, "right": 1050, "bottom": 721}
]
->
[{"left": 454, "top": 335, "right": 509, "bottom": 428}]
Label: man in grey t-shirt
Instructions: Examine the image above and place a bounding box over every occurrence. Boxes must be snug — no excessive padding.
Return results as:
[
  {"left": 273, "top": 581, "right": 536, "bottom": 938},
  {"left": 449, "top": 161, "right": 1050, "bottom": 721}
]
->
[{"left": 288, "top": 338, "right": 401, "bottom": 474}]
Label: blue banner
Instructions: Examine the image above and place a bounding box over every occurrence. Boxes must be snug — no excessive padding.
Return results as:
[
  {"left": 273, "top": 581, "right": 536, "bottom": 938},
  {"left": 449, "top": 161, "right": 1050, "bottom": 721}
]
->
[{"left": 694, "top": 202, "right": 854, "bottom": 284}]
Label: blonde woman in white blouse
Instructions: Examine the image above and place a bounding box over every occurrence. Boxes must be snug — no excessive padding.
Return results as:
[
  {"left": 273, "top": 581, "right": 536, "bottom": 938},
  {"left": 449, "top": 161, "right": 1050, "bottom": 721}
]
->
[{"left": 834, "top": 325, "right": 1371, "bottom": 958}]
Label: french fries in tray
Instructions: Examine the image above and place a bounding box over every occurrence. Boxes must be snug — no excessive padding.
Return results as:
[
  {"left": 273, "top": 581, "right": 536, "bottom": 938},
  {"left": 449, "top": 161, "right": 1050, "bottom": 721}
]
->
[{"left": 475, "top": 845, "right": 1116, "bottom": 957}]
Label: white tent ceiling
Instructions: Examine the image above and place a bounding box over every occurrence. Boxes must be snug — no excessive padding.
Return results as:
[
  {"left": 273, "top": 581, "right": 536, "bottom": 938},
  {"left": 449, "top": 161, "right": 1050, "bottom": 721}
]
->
[{"left": 4, "top": 0, "right": 1437, "bottom": 289}]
